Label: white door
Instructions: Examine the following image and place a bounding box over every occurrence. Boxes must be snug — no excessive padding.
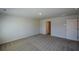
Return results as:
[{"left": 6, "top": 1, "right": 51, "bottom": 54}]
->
[
  {"left": 66, "top": 19, "right": 77, "bottom": 40},
  {"left": 77, "top": 16, "right": 79, "bottom": 40}
]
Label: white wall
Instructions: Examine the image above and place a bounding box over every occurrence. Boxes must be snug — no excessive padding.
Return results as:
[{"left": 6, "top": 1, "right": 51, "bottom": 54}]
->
[
  {"left": 40, "top": 18, "right": 51, "bottom": 34},
  {"left": 52, "top": 15, "right": 77, "bottom": 40},
  {"left": 0, "top": 14, "right": 78, "bottom": 44},
  {"left": 0, "top": 18, "right": 1, "bottom": 38},
  {"left": 0, "top": 16, "right": 3, "bottom": 44},
  {"left": 0, "top": 15, "right": 40, "bottom": 44},
  {"left": 40, "top": 17, "right": 66, "bottom": 38},
  {"left": 51, "top": 17, "right": 66, "bottom": 38},
  {"left": 40, "top": 15, "right": 78, "bottom": 41}
]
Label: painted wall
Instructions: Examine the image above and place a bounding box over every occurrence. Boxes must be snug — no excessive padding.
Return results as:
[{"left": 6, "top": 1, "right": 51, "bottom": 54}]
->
[
  {"left": 40, "top": 18, "right": 51, "bottom": 34},
  {"left": 40, "top": 15, "right": 77, "bottom": 41},
  {"left": 0, "top": 14, "right": 78, "bottom": 44},
  {"left": 0, "top": 16, "right": 4, "bottom": 44},
  {"left": 40, "top": 17, "right": 66, "bottom": 38},
  {"left": 0, "top": 15, "right": 40, "bottom": 44},
  {"left": 0, "top": 19, "right": 2, "bottom": 43},
  {"left": 51, "top": 17, "right": 66, "bottom": 38}
]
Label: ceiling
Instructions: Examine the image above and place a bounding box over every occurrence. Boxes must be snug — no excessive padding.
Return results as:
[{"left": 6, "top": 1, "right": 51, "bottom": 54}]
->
[{"left": 0, "top": 8, "right": 77, "bottom": 19}]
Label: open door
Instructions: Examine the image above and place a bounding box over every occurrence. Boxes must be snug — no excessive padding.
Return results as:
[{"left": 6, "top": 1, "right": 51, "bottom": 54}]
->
[{"left": 46, "top": 21, "right": 51, "bottom": 35}]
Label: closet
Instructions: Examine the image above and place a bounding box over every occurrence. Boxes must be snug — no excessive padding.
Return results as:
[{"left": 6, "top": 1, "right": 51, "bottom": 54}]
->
[
  {"left": 77, "top": 10, "right": 79, "bottom": 41},
  {"left": 66, "top": 15, "right": 78, "bottom": 41}
]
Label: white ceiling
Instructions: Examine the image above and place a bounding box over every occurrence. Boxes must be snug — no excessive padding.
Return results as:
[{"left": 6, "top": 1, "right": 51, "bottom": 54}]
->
[{"left": 0, "top": 8, "right": 77, "bottom": 19}]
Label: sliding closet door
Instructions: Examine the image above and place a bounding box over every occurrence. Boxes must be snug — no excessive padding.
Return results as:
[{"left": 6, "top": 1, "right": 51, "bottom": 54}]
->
[
  {"left": 66, "top": 16, "right": 77, "bottom": 40},
  {"left": 78, "top": 15, "right": 79, "bottom": 40}
]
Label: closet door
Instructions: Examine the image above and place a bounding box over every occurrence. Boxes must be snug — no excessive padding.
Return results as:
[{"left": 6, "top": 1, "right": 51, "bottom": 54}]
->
[
  {"left": 78, "top": 16, "right": 79, "bottom": 40},
  {"left": 66, "top": 16, "right": 77, "bottom": 40}
]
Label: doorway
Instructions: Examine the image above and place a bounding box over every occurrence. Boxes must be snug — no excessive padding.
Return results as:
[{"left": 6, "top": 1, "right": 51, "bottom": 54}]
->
[{"left": 46, "top": 21, "right": 51, "bottom": 35}]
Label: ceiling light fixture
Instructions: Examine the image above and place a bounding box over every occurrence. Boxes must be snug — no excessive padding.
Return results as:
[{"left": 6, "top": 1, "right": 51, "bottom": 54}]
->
[{"left": 39, "top": 12, "right": 42, "bottom": 15}]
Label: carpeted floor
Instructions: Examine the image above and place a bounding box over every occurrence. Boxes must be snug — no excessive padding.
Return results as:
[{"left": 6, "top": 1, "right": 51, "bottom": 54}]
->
[{"left": 0, "top": 34, "right": 79, "bottom": 51}]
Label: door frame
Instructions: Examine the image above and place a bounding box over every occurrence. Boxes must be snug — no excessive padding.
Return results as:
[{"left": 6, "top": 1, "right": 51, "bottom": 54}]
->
[{"left": 45, "top": 21, "right": 51, "bottom": 35}]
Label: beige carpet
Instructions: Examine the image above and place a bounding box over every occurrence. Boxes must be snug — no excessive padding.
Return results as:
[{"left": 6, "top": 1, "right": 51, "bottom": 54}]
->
[{"left": 0, "top": 34, "right": 79, "bottom": 51}]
